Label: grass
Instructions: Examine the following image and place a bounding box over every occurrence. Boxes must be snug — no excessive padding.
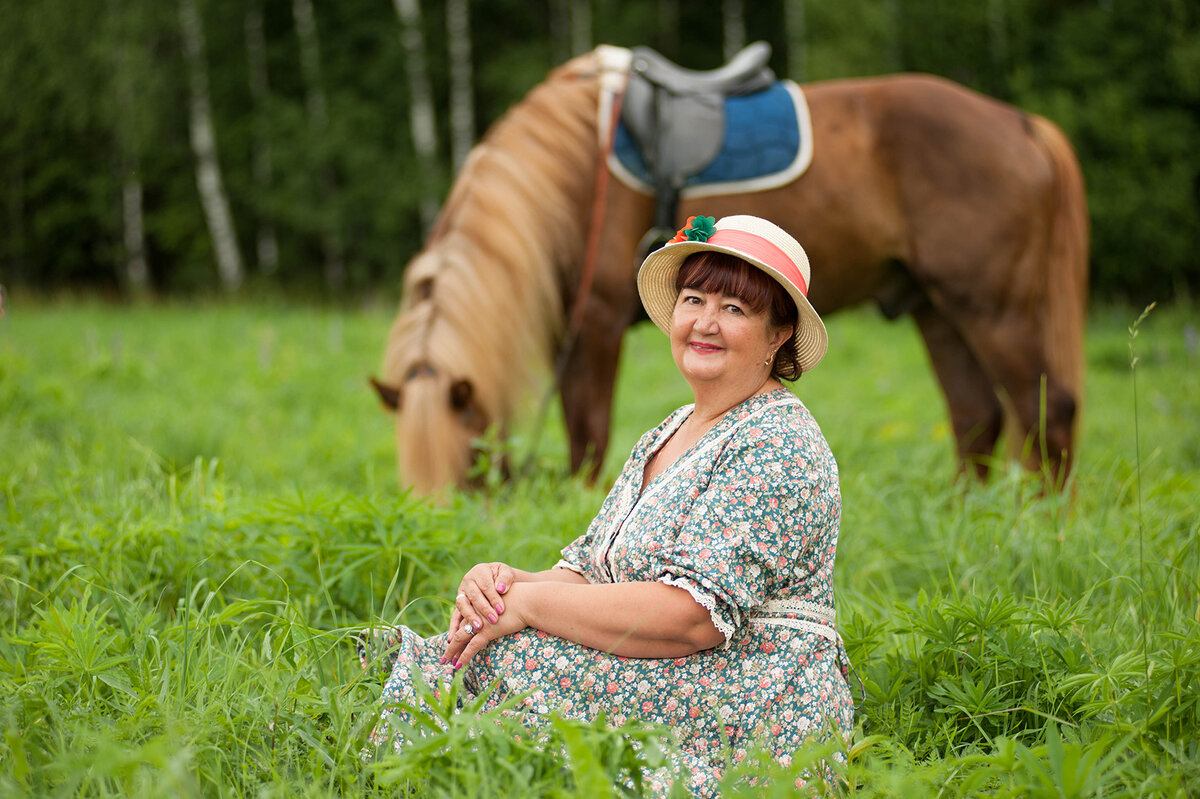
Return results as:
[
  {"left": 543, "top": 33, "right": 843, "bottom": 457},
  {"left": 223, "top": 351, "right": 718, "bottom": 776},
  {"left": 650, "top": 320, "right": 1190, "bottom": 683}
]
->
[{"left": 0, "top": 296, "right": 1197, "bottom": 796}]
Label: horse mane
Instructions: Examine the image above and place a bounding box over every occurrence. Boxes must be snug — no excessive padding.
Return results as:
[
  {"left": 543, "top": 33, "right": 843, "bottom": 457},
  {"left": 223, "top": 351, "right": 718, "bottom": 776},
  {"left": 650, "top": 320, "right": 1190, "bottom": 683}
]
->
[{"left": 383, "top": 50, "right": 604, "bottom": 483}]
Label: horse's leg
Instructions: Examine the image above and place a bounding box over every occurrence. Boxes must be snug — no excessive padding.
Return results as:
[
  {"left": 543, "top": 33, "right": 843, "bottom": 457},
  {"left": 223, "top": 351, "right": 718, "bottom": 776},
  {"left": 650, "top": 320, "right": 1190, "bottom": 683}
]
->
[
  {"left": 974, "top": 312, "right": 1077, "bottom": 483},
  {"left": 927, "top": 292, "right": 1078, "bottom": 485},
  {"left": 558, "top": 181, "right": 653, "bottom": 480},
  {"left": 912, "top": 305, "right": 1004, "bottom": 479},
  {"left": 558, "top": 294, "right": 630, "bottom": 481}
]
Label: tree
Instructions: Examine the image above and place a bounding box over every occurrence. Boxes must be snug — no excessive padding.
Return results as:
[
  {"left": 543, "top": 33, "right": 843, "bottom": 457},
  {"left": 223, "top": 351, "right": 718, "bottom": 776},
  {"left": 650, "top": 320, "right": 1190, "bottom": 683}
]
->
[
  {"left": 784, "top": 0, "right": 807, "bottom": 81},
  {"left": 293, "top": 0, "right": 346, "bottom": 288},
  {"left": 244, "top": 1, "right": 279, "bottom": 276},
  {"left": 393, "top": 0, "right": 440, "bottom": 236},
  {"left": 179, "top": 0, "right": 244, "bottom": 290},
  {"left": 446, "top": 0, "right": 475, "bottom": 173},
  {"left": 723, "top": 0, "right": 745, "bottom": 61}
]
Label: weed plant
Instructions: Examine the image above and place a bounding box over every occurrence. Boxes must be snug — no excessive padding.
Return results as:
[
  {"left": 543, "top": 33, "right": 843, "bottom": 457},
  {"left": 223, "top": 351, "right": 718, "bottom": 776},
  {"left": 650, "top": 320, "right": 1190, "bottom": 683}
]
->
[{"left": 0, "top": 299, "right": 1196, "bottom": 796}]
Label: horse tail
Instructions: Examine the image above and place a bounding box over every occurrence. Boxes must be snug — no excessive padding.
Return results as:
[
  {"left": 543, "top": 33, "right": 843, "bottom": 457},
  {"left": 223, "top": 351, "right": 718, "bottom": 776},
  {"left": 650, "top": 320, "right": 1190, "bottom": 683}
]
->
[{"left": 1030, "top": 114, "right": 1089, "bottom": 449}]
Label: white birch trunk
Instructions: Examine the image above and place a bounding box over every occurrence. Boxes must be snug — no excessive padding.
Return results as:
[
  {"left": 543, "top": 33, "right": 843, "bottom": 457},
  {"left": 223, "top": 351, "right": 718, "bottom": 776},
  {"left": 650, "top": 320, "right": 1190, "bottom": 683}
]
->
[
  {"left": 116, "top": 55, "right": 149, "bottom": 290},
  {"left": 245, "top": 3, "right": 279, "bottom": 275},
  {"left": 292, "top": 0, "right": 327, "bottom": 127},
  {"left": 122, "top": 174, "right": 150, "bottom": 290},
  {"left": 987, "top": 0, "right": 1009, "bottom": 71},
  {"left": 179, "top": 0, "right": 244, "bottom": 290},
  {"left": 569, "top": 0, "right": 591, "bottom": 57},
  {"left": 887, "top": 0, "right": 903, "bottom": 71},
  {"left": 784, "top": 0, "right": 807, "bottom": 81},
  {"left": 393, "top": 0, "right": 440, "bottom": 234},
  {"left": 550, "top": 0, "right": 570, "bottom": 64},
  {"left": 722, "top": 0, "right": 745, "bottom": 62},
  {"left": 446, "top": 0, "right": 475, "bottom": 173},
  {"left": 292, "top": 0, "right": 345, "bottom": 287}
]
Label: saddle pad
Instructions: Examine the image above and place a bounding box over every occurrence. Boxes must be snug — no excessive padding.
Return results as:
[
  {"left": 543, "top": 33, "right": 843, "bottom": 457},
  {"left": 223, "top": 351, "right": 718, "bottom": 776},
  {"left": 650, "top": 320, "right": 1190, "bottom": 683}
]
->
[{"left": 607, "top": 80, "right": 814, "bottom": 198}]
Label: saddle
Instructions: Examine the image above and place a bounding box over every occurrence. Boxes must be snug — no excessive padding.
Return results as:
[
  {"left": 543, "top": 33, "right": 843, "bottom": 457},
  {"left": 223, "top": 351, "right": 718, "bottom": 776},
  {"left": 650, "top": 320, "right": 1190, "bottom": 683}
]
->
[{"left": 620, "top": 42, "right": 776, "bottom": 251}]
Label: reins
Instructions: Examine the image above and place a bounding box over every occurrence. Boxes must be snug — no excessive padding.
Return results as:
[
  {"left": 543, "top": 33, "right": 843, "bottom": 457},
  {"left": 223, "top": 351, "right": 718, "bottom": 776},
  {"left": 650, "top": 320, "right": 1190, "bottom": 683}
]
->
[{"left": 517, "top": 73, "right": 626, "bottom": 480}]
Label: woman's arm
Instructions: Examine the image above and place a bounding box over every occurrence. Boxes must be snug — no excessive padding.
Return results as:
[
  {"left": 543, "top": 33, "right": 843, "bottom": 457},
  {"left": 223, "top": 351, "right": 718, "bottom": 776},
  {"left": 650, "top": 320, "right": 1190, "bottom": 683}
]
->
[{"left": 443, "top": 580, "right": 724, "bottom": 669}]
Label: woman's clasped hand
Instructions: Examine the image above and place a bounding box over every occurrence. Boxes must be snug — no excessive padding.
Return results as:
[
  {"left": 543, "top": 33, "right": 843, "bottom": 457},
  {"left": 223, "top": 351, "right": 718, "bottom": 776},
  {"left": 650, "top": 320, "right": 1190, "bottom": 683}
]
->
[{"left": 442, "top": 562, "right": 520, "bottom": 669}]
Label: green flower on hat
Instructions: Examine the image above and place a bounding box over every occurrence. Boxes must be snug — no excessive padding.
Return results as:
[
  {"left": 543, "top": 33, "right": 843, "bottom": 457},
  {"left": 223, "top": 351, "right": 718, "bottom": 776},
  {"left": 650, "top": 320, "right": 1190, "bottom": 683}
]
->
[
  {"left": 669, "top": 215, "right": 717, "bottom": 244},
  {"left": 684, "top": 215, "right": 716, "bottom": 242}
]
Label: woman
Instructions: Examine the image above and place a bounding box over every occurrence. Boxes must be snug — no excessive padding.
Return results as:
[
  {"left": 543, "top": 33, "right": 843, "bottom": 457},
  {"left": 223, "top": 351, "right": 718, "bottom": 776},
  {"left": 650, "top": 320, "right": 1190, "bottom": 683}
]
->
[{"left": 362, "top": 214, "right": 854, "bottom": 795}]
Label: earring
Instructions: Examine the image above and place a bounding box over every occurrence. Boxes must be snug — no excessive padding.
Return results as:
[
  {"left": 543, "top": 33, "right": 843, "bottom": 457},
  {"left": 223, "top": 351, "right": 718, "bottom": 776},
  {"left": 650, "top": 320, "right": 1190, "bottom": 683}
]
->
[{"left": 764, "top": 351, "right": 775, "bottom": 367}]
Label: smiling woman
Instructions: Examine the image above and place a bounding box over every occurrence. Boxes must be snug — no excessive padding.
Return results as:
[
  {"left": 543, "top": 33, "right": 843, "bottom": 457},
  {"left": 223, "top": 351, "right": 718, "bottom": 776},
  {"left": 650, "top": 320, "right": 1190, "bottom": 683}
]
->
[{"left": 362, "top": 215, "right": 854, "bottom": 796}]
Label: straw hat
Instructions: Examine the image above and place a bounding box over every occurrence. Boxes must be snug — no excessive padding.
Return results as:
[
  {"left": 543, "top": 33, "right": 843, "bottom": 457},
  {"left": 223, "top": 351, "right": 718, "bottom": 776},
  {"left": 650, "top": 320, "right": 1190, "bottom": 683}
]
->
[{"left": 636, "top": 214, "right": 828, "bottom": 372}]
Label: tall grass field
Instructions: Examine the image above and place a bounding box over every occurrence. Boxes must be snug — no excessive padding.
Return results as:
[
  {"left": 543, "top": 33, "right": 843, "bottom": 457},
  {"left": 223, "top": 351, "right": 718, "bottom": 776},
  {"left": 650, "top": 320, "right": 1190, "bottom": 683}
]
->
[{"left": 1, "top": 298, "right": 1197, "bottom": 797}]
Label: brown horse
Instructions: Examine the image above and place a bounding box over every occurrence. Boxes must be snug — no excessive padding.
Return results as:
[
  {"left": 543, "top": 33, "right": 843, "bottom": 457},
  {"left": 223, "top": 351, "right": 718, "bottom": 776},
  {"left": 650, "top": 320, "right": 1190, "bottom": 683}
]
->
[{"left": 372, "top": 47, "right": 1088, "bottom": 496}]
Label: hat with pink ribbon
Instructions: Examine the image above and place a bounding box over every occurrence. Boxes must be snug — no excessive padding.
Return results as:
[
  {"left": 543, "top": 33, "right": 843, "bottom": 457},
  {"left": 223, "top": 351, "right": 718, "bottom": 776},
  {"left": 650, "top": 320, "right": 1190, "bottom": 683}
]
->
[{"left": 637, "top": 214, "right": 828, "bottom": 371}]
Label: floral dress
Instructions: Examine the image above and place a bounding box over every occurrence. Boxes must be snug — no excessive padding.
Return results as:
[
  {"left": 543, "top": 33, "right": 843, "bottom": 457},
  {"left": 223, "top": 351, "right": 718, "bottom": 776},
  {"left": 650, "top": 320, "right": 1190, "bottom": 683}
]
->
[{"left": 362, "top": 387, "right": 854, "bottom": 796}]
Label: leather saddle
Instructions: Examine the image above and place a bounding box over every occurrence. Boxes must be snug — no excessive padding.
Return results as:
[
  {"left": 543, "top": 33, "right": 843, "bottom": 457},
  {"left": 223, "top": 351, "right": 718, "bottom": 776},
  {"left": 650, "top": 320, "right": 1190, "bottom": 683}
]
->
[{"left": 620, "top": 42, "right": 776, "bottom": 252}]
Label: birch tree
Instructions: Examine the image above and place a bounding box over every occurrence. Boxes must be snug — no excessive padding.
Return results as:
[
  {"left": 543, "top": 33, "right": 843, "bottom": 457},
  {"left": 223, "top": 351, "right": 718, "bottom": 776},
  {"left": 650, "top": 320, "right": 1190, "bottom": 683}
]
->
[
  {"left": 722, "top": 0, "right": 745, "bottom": 61},
  {"left": 570, "top": 0, "right": 591, "bottom": 57},
  {"left": 987, "top": 0, "right": 1009, "bottom": 74},
  {"left": 393, "top": 0, "right": 440, "bottom": 235},
  {"left": 550, "top": 0, "right": 569, "bottom": 64},
  {"left": 784, "top": 0, "right": 807, "bottom": 81},
  {"left": 292, "top": 0, "right": 346, "bottom": 287},
  {"left": 446, "top": 0, "right": 475, "bottom": 173},
  {"left": 244, "top": 2, "right": 279, "bottom": 275},
  {"left": 108, "top": 1, "right": 150, "bottom": 292},
  {"left": 179, "top": 0, "right": 244, "bottom": 290},
  {"left": 887, "top": 0, "right": 903, "bottom": 71}
]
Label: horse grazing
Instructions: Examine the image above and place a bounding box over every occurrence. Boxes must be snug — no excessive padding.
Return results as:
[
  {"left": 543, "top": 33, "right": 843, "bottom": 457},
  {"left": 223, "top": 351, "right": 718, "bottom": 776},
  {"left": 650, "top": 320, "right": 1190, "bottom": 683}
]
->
[{"left": 373, "top": 47, "right": 1088, "bottom": 496}]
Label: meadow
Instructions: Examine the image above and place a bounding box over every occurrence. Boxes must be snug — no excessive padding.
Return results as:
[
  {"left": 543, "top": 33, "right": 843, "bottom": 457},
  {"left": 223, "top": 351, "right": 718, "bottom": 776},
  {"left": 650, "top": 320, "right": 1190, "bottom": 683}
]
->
[{"left": 0, "top": 297, "right": 1197, "bottom": 797}]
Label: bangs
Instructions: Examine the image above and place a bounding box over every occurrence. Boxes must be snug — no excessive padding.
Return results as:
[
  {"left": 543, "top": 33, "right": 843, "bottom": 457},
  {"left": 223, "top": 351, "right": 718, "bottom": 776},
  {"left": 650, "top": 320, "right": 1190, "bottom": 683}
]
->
[{"left": 675, "top": 251, "right": 795, "bottom": 325}]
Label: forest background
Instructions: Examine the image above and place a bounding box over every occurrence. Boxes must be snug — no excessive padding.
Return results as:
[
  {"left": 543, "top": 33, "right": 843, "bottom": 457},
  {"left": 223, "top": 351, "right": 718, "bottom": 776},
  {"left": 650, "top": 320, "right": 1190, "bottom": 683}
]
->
[{"left": 1, "top": 0, "right": 1198, "bottom": 303}]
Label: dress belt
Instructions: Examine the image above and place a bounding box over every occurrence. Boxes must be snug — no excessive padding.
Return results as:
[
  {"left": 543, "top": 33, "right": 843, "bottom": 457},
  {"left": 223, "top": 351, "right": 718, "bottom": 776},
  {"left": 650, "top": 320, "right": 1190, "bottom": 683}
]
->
[{"left": 750, "top": 599, "right": 840, "bottom": 644}]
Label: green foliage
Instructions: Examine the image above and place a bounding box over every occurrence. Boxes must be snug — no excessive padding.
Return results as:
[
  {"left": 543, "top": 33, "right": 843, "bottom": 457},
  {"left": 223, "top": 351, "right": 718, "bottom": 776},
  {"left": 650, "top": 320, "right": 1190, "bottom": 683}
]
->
[
  {"left": 369, "top": 676, "right": 669, "bottom": 797},
  {"left": 1, "top": 301, "right": 1198, "bottom": 796},
  {"left": 0, "top": 1, "right": 1197, "bottom": 298}
]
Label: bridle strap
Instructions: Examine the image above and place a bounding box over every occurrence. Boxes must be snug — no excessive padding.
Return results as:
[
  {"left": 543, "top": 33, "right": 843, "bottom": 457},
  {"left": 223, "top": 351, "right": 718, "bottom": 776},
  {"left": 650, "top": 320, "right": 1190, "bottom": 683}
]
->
[{"left": 520, "top": 68, "right": 627, "bottom": 479}]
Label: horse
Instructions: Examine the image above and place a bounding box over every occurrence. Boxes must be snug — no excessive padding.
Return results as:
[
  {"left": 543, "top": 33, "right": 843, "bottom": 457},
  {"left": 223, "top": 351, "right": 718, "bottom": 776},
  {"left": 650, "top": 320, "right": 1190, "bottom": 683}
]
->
[{"left": 371, "top": 46, "right": 1089, "bottom": 496}]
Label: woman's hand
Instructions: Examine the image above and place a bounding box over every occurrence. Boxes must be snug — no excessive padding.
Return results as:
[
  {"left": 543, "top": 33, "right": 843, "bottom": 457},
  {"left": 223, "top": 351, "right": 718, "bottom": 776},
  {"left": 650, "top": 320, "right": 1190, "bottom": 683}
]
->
[
  {"left": 441, "top": 583, "right": 530, "bottom": 670},
  {"left": 451, "top": 561, "right": 516, "bottom": 634}
]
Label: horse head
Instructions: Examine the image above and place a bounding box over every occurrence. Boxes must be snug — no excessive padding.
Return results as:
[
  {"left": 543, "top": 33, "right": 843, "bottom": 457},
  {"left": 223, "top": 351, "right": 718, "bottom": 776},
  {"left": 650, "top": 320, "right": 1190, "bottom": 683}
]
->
[
  {"left": 370, "top": 359, "right": 492, "bottom": 496},
  {"left": 374, "top": 50, "right": 623, "bottom": 494}
]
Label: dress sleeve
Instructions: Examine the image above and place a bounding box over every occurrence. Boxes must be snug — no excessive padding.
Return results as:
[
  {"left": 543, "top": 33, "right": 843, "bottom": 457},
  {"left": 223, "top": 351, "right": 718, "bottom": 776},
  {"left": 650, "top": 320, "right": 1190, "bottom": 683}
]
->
[
  {"left": 650, "top": 411, "right": 839, "bottom": 646},
  {"left": 555, "top": 417, "right": 677, "bottom": 581}
]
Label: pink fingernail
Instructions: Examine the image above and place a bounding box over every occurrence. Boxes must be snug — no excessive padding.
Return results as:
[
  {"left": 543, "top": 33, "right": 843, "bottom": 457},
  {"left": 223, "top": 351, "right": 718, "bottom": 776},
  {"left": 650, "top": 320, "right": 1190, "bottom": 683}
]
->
[
  {"left": 488, "top": 613, "right": 498, "bottom": 624},
  {"left": 497, "top": 583, "right": 506, "bottom": 593},
  {"left": 438, "top": 656, "right": 446, "bottom": 665},
  {"left": 495, "top": 603, "right": 504, "bottom": 614},
  {"left": 451, "top": 657, "right": 458, "bottom": 668},
  {"left": 454, "top": 660, "right": 463, "bottom": 671}
]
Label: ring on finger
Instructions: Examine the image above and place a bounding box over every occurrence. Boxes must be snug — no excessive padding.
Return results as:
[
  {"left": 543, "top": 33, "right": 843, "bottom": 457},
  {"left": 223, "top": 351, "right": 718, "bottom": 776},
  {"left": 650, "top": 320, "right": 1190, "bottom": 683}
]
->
[
  {"left": 462, "top": 622, "right": 475, "bottom": 636},
  {"left": 456, "top": 593, "right": 466, "bottom": 602}
]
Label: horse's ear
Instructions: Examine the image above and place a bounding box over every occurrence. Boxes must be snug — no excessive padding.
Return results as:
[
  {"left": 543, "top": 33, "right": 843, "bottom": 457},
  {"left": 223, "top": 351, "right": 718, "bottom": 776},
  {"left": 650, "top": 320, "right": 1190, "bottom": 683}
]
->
[
  {"left": 369, "top": 376, "right": 402, "bottom": 411},
  {"left": 449, "top": 379, "right": 473, "bottom": 412}
]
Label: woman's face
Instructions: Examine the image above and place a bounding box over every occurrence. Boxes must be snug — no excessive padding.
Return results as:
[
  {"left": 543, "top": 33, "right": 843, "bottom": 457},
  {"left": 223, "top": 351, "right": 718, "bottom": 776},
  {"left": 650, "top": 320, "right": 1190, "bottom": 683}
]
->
[{"left": 669, "top": 286, "right": 790, "bottom": 390}]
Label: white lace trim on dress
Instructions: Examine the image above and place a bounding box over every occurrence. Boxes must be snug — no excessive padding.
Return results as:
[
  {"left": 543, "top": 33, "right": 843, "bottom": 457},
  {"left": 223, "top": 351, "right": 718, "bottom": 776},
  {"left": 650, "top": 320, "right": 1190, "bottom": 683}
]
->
[
  {"left": 553, "top": 559, "right": 586, "bottom": 576},
  {"left": 751, "top": 599, "right": 840, "bottom": 644},
  {"left": 661, "top": 575, "right": 737, "bottom": 647}
]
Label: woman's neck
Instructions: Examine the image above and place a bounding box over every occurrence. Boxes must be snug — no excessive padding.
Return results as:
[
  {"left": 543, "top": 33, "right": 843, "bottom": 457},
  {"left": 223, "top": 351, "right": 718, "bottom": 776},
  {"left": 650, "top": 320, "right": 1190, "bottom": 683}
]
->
[{"left": 688, "top": 377, "right": 782, "bottom": 429}]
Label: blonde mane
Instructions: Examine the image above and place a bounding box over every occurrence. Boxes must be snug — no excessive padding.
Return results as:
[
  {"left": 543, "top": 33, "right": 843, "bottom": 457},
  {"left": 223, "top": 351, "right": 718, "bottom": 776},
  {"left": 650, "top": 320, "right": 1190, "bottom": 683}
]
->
[{"left": 383, "top": 51, "right": 606, "bottom": 492}]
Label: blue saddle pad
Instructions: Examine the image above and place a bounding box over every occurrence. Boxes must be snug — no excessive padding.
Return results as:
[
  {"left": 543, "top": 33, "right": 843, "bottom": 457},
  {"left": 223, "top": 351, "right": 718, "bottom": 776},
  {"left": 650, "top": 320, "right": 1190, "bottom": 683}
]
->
[{"left": 613, "top": 80, "right": 806, "bottom": 191}]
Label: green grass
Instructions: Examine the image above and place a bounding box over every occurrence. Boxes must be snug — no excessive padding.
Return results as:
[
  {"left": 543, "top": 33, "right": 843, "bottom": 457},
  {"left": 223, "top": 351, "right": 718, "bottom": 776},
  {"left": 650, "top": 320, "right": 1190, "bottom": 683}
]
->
[{"left": 1, "top": 297, "right": 1197, "bottom": 796}]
